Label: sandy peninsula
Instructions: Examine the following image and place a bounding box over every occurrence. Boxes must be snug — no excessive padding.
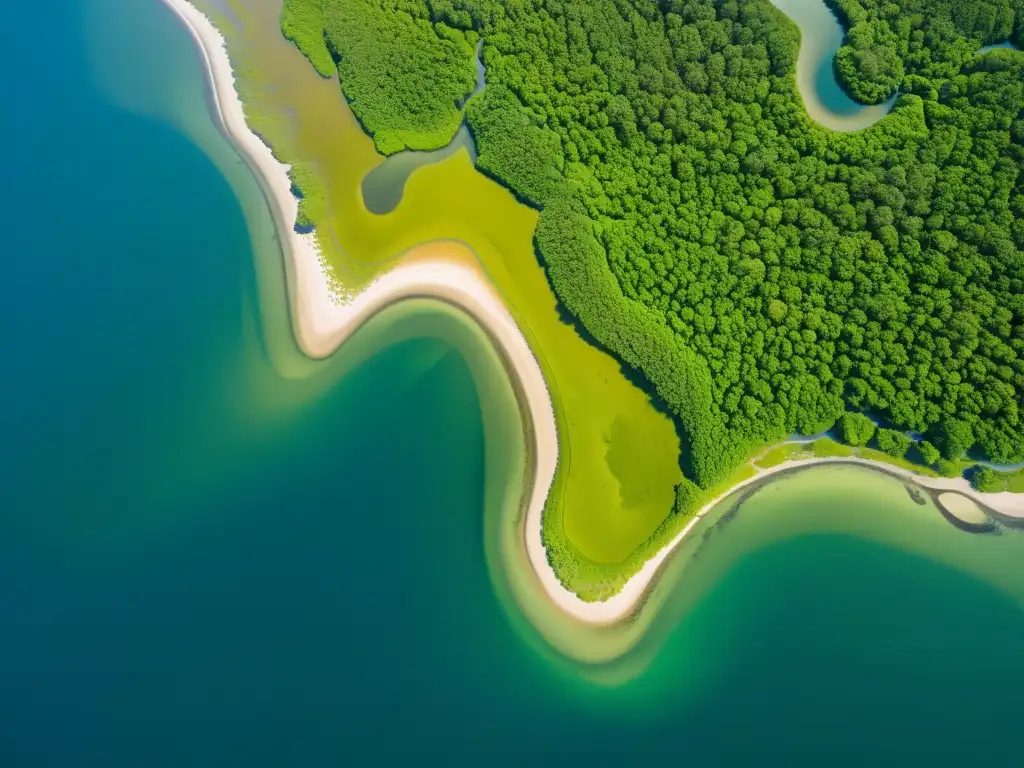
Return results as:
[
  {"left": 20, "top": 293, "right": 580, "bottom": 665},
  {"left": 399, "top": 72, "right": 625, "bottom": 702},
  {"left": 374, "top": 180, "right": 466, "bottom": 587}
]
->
[
  {"left": 935, "top": 492, "right": 990, "bottom": 529},
  {"left": 531, "top": 453, "right": 1024, "bottom": 625},
  {"left": 164, "top": 0, "right": 1024, "bottom": 630},
  {"left": 162, "top": 0, "right": 576, "bottom": 618}
]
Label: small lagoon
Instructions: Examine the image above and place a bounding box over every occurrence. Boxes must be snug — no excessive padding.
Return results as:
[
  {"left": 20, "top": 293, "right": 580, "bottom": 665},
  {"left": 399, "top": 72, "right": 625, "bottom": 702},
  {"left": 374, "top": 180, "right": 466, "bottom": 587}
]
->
[{"left": 361, "top": 44, "right": 486, "bottom": 215}]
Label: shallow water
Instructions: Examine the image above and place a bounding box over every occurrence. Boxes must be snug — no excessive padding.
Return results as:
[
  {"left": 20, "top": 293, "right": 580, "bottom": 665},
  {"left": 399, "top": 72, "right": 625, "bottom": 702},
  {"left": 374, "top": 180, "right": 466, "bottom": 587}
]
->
[
  {"left": 1, "top": 1, "right": 1024, "bottom": 766},
  {"left": 978, "top": 40, "right": 1020, "bottom": 53},
  {"left": 361, "top": 124, "right": 477, "bottom": 214},
  {"left": 361, "top": 46, "right": 485, "bottom": 215},
  {"left": 770, "top": 0, "right": 895, "bottom": 130}
]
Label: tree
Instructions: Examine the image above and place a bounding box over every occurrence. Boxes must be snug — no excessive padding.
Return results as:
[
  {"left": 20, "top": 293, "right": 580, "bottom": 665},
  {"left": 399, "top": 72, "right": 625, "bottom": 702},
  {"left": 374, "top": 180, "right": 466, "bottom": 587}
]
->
[
  {"left": 322, "top": 0, "right": 477, "bottom": 154},
  {"left": 834, "top": 20, "right": 904, "bottom": 104},
  {"left": 916, "top": 440, "right": 941, "bottom": 466},
  {"left": 971, "top": 466, "right": 1000, "bottom": 492},
  {"left": 876, "top": 428, "right": 911, "bottom": 459},
  {"left": 282, "top": 0, "right": 335, "bottom": 77},
  {"left": 838, "top": 413, "right": 877, "bottom": 447},
  {"left": 934, "top": 416, "right": 976, "bottom": 460}
]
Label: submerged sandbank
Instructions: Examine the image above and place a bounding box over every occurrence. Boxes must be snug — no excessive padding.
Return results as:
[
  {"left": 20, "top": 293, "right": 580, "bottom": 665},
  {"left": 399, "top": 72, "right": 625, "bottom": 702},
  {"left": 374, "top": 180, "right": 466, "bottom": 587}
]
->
[
  {"left": 534, "top": 454, "right": 1024, "bottom": 625},
  {"left": 936, "top": 493, "right": 992, "bottom": 531},
  {"left": 165, "top": 0, "right": 1022, "bottom": 632}
]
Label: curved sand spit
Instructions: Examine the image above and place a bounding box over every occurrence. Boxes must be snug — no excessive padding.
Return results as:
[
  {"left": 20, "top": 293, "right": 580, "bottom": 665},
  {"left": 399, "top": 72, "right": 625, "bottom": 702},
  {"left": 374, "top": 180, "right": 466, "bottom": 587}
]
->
[
  {"left": 936, "top": 493, "right": 989, "bottom": 527},
  {"left": 165, "top": 0, "right": 1024, "bottom": 628}
]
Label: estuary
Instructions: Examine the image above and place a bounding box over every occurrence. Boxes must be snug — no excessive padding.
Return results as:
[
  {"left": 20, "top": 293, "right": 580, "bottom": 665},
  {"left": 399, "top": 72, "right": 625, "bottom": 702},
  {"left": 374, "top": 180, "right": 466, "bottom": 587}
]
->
[{"left": 0, "top": 1, "right": 1022, "bottom": 766}]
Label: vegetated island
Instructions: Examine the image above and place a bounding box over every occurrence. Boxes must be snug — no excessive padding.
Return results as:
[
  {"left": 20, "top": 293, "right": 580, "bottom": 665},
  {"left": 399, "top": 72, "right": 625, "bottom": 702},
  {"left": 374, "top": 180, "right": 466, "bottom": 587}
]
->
[{"left": 173, "top": 0, "right": 1024, "bottom": 624}]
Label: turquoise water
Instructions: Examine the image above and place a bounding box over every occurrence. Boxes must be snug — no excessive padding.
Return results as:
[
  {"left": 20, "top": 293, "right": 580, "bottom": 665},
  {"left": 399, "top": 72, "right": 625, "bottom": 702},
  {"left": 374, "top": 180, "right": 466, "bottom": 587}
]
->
[
  {"left": 770, "top": 0, "right": 895, "bottom": 130},
  {"left": 1, "top": 1, "right": 1024, "bottom": 765},
  {"left": 978, "top": 41, "right": 1019, "bottom": 53}
]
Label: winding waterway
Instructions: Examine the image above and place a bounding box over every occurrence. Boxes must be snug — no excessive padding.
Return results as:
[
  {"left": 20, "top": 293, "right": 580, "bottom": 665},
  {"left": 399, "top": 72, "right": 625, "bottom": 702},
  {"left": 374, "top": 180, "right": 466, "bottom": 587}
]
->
[
  {"left": 1, "top": 1, "right": 1024, "bottom": 765},
  {"left": 770, "top": 0, "right": 896, "bottom": 130},
  {"left": 978, "top": 40, "right": 1020, "bottom": 53},
  {"left": 364, "top": 0, "right": 900, "bottom": 218}
]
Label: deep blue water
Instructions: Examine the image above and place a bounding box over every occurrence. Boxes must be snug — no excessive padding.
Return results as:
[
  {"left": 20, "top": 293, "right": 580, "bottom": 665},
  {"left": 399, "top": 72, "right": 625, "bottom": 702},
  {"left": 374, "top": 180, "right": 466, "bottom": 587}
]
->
[{"left": 0, "top": 2, "right": 1023, "bottom": 766}]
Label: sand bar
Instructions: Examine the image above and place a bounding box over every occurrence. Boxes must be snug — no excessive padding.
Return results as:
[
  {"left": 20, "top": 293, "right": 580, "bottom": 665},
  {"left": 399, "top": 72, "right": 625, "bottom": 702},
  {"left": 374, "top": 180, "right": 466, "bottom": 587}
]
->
[
  {"left": 164, "top": 0, "right": 1024, "bottom": 629},
  {"left": 163, "top": 0, "right": 578, "bottom": 620},
  {"left": 936, "top": 493, "right": 989, "bottom": 527}
]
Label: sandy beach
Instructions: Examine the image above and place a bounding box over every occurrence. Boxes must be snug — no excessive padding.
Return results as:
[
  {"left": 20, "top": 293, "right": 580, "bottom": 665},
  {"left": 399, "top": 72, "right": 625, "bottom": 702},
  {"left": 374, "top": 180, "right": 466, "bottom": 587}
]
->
[
  {"left": 162, "top": 0, "right": 579, "bottom": 620},
  {"left": 164, "top": 0, "right": 1024, "bottom": 629},
  {"left": 529, "top": 453, "right": 1024, "bottom": 625}
]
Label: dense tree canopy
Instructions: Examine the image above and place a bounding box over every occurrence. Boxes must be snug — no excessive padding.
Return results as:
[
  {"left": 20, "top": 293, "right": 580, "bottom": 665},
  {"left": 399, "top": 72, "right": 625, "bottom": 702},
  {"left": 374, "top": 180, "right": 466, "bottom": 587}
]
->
[
  {"left": 839, "top": 412, "right": 877, "bottom": 446},
  {"left": 833, "top": 15, "right": 903, "bottom": 103},
  {"left": 916, "top": 439, "right": 942, "bottom": 466},
  {"left": 876, "top": 427, "right": 912, "bottom": 458},
  {"left": 282, "top": 0, "right": 335, "bottom": 77},
  {"left": 304, "top": 0, "right": 1024, "bottom": 488},
  {"left": 832, "top": 0, "right": 1024, "bottom": 102},
  {"left": 321, "top": 0, "right": 478, "bottom": 154}
]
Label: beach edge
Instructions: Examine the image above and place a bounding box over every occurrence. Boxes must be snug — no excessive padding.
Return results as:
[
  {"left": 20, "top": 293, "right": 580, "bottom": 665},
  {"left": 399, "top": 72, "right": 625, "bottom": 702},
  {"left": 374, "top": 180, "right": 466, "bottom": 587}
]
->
[{"left": 160, "top": 0, "right": 1024, "bottom": 630}]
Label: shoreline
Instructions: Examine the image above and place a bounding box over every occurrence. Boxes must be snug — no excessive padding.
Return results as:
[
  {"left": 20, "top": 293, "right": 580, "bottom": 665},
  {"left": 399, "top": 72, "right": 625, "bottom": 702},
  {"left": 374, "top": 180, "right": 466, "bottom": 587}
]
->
[
  {"left": 544, "top": 453, "right": 1024, "bottom": 626},
  {"left": 161, "top": 0, "right": 579, "bottom": 619},
  {"left": 162, "top": 0, "right": 1024, "bottom": 630},
  {"left": 768, "top": 0, "right": 895, "bottom": 132}
]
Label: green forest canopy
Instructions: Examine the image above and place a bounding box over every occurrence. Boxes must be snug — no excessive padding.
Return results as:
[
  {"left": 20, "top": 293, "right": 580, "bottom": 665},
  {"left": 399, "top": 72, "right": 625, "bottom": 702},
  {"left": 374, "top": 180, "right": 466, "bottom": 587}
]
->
[
  {"left": 323, "top": 0, "right": 477, "bottom": 154},
  {"left": 834, "top": 0, "right": 1024, "bottom": 103},
  {"left": 281, "top": 0, "right": 335, "bottom": 77},
  {"left": 288, "top": 0, "right": 1024, "bottom": 490}
]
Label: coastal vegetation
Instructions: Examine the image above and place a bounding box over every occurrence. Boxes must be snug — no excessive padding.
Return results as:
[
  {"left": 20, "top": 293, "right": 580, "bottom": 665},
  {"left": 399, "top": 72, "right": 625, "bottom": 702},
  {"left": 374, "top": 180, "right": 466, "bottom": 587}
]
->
[
  {"left": 917, "top": 440, "right": 941, "bottom": 466},
  {"left": 280, "top": 0, "right": 334, "bottom": 76},
  {"left": 876, "top": 428, "right": 912, "bottom": 459},
  {"left": 972, "top": 465, "right": 1024, "bottom": 491},
  {"left": 266, "top": 0, "right": 1024, "bottom": 597},
  {"left": 320, "top": 0, "right": 477, "bottom": 153},
  {"left": 302, "top": 0, "right": 1024, "bottom": 479},
  {"left": 831, "top": 0, "right": 1024, "bottom": 103},
  {"left": 838, "top": 413, "right": 876, "bottom": 446}
]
